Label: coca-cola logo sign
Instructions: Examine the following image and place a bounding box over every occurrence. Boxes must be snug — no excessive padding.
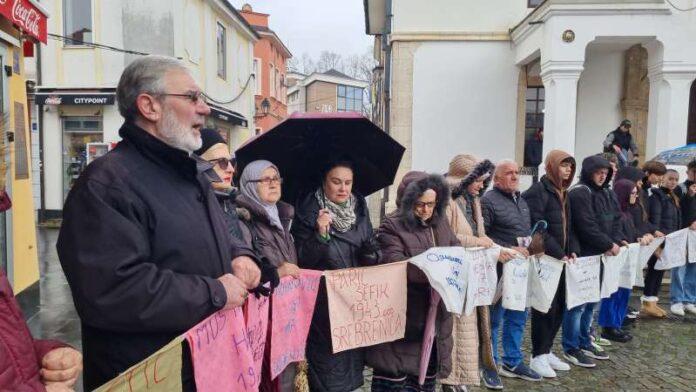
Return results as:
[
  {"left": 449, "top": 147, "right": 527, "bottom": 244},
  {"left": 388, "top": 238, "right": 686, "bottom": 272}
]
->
[{"left": 0, "top": 0, "right": 47, "bottom": 43}]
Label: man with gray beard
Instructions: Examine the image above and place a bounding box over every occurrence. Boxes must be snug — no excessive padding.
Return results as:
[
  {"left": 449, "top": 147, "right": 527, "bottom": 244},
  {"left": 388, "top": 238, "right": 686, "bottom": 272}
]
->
[{"left": 57, "top": 55, "right": 261, "bottom": 390}]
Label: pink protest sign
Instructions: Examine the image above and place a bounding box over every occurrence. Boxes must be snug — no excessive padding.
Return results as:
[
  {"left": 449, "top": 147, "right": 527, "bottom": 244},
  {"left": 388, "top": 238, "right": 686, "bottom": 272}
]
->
[
  {"left": 245, "top": 293, "right": 270, "bottom": 380},
  {"left": 418, "top": 289, "right": 441, "bottom": 385},
  {"left": 270, "top": 270, "right": 323, "bottom": 379},
  {"left": 186, "top": 307, "right": 259, "bottom": 391}
]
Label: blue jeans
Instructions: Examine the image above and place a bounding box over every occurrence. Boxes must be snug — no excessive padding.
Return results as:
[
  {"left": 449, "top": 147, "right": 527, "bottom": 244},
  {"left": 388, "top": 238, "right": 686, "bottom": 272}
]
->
[
  {"left": 671, "top": 263, "right": 696, "bottom": 304},
  {"left": 490, "top": 301, "right": 528, "bottom": 368},
  {"left": 562, "top": 302, "right": 596, "bottom": 352}
]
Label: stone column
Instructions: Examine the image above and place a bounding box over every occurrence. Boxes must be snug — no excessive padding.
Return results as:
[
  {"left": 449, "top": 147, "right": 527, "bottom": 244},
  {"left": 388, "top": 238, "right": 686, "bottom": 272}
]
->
[
  {"left": 646, "top": 67, "right": 696, "bottom": 159},
  {"left": 540, "top": 61, "right": 584, "bottom": 162},
  {"left": 621, "top": 45, "right": 649, "bottom": 164}
]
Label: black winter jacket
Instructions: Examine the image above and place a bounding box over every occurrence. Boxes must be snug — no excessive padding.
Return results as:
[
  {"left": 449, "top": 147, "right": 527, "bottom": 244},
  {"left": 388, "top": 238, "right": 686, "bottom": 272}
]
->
[
  {"left": 57, "top": 122, "right": 257, "bottom": 390},
  {"left": 292, "top": 191, "right": 377, "bottom": 392},
  {"left": 522, "top": 176, "right": 579, "bottom": 259},
  {"left": 675, "top": 180, "right": 696, "bottom": 228},
  {"left": 649, "top": 187, "right": 682, "bottom": 234},
  {"left": 568, "top": 156, "right": 626, "bottom": 256},
  {"left": 481, "top": 187, "right": 532, "bottom": 248}
]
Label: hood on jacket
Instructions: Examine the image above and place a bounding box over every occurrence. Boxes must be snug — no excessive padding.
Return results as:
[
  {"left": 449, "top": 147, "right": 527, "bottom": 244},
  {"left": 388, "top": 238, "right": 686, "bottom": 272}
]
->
[
  {"left": 396, "top": 171, "right": 450, "bottom": 229},
  {"left": 579, "top": 155, "right": 613, "bottom": 190},
  {"left": 613, "top": 179, "right": 636, "bottom": 213},
  {"left": 450, "top": 159, "right": 495, "bottom": 199},
  {"left": 545, "top": 150, "right": 576, "bottom": 190},
  {"left": 235, "top": 193, "right": 294, "bottom": 229},
  {"left": 615, "top": 166, "right": 644, "bottom": 184}
]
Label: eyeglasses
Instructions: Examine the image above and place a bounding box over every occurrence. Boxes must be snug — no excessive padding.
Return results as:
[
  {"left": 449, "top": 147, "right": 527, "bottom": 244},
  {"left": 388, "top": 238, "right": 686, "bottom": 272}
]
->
[
  {"left": 158, "top": 91, "right": 207, "bottom": 105},
  {"left": 414, "top": 201, "right": 436, "bottom": 209},
  {"left": 209, "top": 158, "right": 231, "bottom": 170},
  {"left": 248, "top": 176, "right": 283, "bottom": 186}
]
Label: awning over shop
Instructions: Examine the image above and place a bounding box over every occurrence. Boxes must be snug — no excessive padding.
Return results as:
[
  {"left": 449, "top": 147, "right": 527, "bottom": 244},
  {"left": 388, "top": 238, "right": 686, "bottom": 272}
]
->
[
  {"left": 35, "top": 92, "right": 115, "bottom": 105},
  {"left": 0, "top": 0, "right": 49, "bottom": 43},
  {"left": 208, "top": 103, "right": 248, "bottom": 127}
]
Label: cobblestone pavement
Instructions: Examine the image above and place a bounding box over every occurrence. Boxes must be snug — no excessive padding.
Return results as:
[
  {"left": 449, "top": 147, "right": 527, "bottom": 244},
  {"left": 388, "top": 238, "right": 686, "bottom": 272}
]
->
[{"left": 30, "top": 228, "right": 696, "bottom": 391}]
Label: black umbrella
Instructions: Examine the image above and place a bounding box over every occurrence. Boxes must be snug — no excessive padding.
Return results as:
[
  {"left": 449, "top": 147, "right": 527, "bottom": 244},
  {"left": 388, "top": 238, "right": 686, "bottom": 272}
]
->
[{"left": 235, "top": 112, "right": 405, "bottom": 204}]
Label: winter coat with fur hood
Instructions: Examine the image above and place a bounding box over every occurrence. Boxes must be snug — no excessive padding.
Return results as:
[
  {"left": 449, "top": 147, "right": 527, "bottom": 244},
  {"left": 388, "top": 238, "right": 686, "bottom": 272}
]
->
[{"left": 367, "top": 172, "right": 458, "bottom": 379}]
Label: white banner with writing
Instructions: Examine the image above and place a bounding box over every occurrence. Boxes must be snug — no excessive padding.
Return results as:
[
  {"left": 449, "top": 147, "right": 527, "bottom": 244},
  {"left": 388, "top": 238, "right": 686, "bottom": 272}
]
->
[
  {"left": 527, "top": 255, "right": 565, "bottom": 313},
  {"left": 565, "top": 255, "right": 601, "bottom": 309}
]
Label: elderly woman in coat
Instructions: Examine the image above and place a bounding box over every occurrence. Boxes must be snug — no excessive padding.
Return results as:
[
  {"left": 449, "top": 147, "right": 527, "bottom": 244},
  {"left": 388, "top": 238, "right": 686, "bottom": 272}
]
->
[
  {"left": 368, "top": 171, "right": 458, "bottom": 392},
  {"left": 291, "top": 160, "right": 379, "bottom": 392},
  {"left": 237, "top": 160, "right": 301, "bottom": 392},
  {"left": 441, "top": 155, "right": 501, "bottom": 392}
]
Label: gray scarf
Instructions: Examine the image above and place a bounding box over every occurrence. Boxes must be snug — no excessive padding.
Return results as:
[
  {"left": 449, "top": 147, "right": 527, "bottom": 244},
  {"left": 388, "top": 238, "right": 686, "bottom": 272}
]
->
[
  {"left": 315, "top": 188, "right": 357, "bottom": 233},
  {"left": 240, "top": 160, "right": 283, "bottom": 230}
]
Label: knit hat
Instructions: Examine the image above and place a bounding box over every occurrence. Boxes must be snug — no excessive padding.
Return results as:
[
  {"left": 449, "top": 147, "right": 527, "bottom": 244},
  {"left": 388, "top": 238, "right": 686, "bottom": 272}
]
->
[
  {"left": 447, "top": 154, "right": 478, "bottom": 181},
  {"left": 194, "top": 128, "right": 229, "bottom": 160}
]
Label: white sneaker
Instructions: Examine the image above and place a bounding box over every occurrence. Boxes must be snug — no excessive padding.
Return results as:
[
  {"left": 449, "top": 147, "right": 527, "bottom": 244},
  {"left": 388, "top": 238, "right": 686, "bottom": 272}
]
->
[
  {"left": 530, "top": 355, "right": 556, "bottom": 378},
  {"left": 685, "top": 304, "right": 696, "bottom": 315},
  {"left": 546, "top": 352, "right": 571, "bottom": 371},
  {"left": 671, "top": 303, "right": 685, "bottom": 316}
]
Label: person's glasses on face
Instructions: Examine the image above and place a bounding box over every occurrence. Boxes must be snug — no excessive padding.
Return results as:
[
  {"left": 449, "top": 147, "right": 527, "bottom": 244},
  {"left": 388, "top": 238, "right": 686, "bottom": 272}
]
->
[
  {"left": 249, "top": 176, "right": 283, "bottom": 186},
  {"left": 159, "top": 90, "right": 207, "bottom": 105},
  {"left": 414, "top": 201, "right": 436, "bottom": 210},
  {"left": 209, "top": 157, "right": 231, "bottom": 170}
]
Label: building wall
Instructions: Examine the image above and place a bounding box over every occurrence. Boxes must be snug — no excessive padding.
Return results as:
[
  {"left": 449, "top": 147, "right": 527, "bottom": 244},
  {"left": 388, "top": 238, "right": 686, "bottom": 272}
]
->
[
  {"left": 411, "top": 41, "right": 520, "bottom": 173},
  {"left": 305, "top": 81, "right": 337, "bottom": 113},
  {"left": 253, "top": 34, "right": 288, "bottom": 132},
  {"left": 576, "top": 47, "right": 625, "bottom": 164}
]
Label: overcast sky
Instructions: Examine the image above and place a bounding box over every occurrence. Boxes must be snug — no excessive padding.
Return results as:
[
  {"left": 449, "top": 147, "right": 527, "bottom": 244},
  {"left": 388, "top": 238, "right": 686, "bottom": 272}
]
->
[{"left": 232, "top": 0, "right": 373, "bottom": 60}]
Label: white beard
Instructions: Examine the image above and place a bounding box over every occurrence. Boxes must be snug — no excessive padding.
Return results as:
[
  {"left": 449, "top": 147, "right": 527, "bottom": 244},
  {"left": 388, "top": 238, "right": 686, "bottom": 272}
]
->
[{"left": 158, "top": 106, "right": 202, "bottom": 153}]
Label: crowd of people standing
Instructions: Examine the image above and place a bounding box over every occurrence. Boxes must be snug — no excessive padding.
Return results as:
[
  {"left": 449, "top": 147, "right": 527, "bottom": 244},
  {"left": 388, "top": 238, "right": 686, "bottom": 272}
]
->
[{"left": 3, "top": 55, "right": 696, "bottom": 392}]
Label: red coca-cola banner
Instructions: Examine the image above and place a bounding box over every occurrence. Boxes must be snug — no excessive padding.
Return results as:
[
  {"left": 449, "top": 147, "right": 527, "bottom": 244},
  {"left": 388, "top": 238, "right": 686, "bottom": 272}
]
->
[{"left": 0, "top": 0, "right": 47, "bottom": 44}]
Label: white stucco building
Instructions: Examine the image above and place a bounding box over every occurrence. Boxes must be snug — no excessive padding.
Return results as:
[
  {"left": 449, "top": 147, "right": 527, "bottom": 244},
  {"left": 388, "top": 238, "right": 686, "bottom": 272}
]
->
[
  {"left": 365, "top": 0, "right": 696, "bottom": 210},
  {"left": 29, "top": 0, "right": 258, "bottom": 219}
]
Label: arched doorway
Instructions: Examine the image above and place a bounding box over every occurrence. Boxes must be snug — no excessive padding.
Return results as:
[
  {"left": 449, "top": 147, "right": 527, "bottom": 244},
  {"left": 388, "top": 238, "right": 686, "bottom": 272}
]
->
[{"left": 688, "top": 80, "right": 696, "bottom": 144}]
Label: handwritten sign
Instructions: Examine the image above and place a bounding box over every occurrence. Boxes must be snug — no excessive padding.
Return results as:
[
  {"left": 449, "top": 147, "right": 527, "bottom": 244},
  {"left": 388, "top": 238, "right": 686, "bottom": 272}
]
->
[
  {"left": 565, "top": 255, "right": 601, "bottom": 310},
  {"left": 245, "top": 292, "right": 270, "bottom": 379},
  {"left": 464, "top": 247, "right": 501, "bottom": 315},
  {"left": 620, "top": 243, "right": 640, "bottom": 289},
  {"left": 601, "top": 248, "right": 626, "bottom": 298},
  {"left": 325, "top": 262, "right": 407, "bottom": 353},
  {"left": 409, "top": 247, "right": 468, "bottom": 314},
  {"left": 186, "top": 307, "right": 259, "bottom": 391},
  {"left": 638, "top": 236, "right": 665, "bottom": 270},
  {"left": 502, "top": 257, "right": 529, "bottom": 311},
  {"left": 689, "top": 230, "right": 696, "bottom": 264},
  {"left": 418, "top": 289, "right": 440, "bottom": 386},
  {"left": 527, "top": 255, "right": 565, "bottom": 313},
  {"left": 655, "top": 229, "right": 688, "bottom": 270},
  {"left": 270, "top": 270, "right": 322, "bottom": 379},
  {"left": 95, "top": 337, "right": 184, "bottom": 392}
]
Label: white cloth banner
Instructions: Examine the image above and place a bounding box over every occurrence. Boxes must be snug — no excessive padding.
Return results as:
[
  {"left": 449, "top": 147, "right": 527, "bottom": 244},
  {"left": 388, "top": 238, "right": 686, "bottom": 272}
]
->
[
  {"left": 527, "top": 255, "right": 565, "bottom": 313},
  {"left": 565, "top": 255, "right": 601, "bottom": 309},
  {"left": 463, "top": 247, "right": 501, "bottom": 315},
  {"left": 688, "top": 230, "right": 696, "bottom": 264},
  {"left": 601, "top": 248, "right": 626, "bottom": 298},
  {"left": 638, "top": 236, "right": 665, "bottom": 270},
  {"left": 409, "top": 247, "right": 469, "bottom": 315},
  {"left": 502, "top": 257, "right": 530, "bottom": 311},
  {"left": 655, "top": 229, "right": 688, "bottom": 271},
  {"left": 620, "top": 243, "right": 640, "bottom": 289}
]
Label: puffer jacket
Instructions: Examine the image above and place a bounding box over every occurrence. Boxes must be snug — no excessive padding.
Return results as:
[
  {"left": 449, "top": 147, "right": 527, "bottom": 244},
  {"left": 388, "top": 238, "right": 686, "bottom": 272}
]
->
[
  {"left": 1, "top": 270, "right": 68, "bottom": 391},
  {"left": 481, "top": 188, "right": 531, "bottom": 249},
  {"left": 649, "top": 187, "right": 682, "bottom": 235},
  {"left": 367, "top": 172, "right": 458, "bottom": 379},
  {"left": 569, "top": 155, "right": 626, "bottom": 256},
  {"left": 292, "top": 191, "right": 377, "bottom": 392}
]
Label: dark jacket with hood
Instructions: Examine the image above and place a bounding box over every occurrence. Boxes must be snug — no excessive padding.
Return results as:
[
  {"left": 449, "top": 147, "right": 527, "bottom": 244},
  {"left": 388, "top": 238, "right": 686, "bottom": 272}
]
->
[
  {"left": 56, "top": 122, "right": 258, "bottom": 390},
  {"left": 675, "top": 180, "right": 696, "bottom": 228},
  {"left": 522, "top": 150, "right": 579, "bottom": 259},
  {"left": 367, "top": 172, "right": 457, "bottom": 379},
  {"left": 568, "top": 155, "right": 626, "bottom": 256},
  {"left": 237, "top": 194, "right": 297, "bottom": 268},
  {"left": 214, "top": 188, "right": 245, "bottom": 241},
  {"left": 615, "top": 166, "right": 657, "bottom": 235},
  {"left": 613, "top": 179, "right": 648, "bottom": 242},
  {"left": 649, "top": 187, "right": 682, "bottom": 235},
  {"left": 291, "top": 191, "right": 377, "bottom": 392}
]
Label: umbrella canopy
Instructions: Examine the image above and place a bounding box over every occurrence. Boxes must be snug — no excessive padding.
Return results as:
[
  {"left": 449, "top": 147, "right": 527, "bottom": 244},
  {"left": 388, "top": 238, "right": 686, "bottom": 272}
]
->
[
  {"left": 235, "top": 112, "right": 405, "bottom": 204},
  {"left": 651, "top": 144, "right": 696, "bottom": 166}
]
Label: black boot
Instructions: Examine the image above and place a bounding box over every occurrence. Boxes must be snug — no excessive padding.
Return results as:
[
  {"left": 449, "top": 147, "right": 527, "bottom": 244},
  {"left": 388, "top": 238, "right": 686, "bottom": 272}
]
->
[{"left": 601, "top": 327, "right": 632, "bottom": 343}]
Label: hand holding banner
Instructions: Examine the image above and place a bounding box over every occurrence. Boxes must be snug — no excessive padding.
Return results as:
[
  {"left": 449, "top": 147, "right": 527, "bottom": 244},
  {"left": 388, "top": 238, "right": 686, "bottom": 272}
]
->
[
  {"left": 565, "top": 255, "right": 601, "bottom": 309},
  {"left": 408, "top": 247, "right": 468, "bottom": 314},
  {"left": 655, "top": 229, "right": 688, "bottom": 270},
  {"left": 527, "top": 255, "right": 565, "bottom": 313},
  {"left": 601, "top": 247, "right": 626, "bottom": 298},
  {"left": 638, "top": 236, "right": 665, "bottom": 270}
]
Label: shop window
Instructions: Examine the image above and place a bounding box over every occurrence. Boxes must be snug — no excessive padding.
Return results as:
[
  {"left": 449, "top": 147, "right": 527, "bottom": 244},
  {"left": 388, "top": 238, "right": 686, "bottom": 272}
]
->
[
  {"left": 63, "top": 0, "right": 93, "bottom": 45},
  {"left": 523, "top": 87, "right": 544, "bottom": 168},
  {"left": 63, "top": 117, "right": 103, "bottom": 200},
  {"left": 337, "top": 85, "right": 363, "bottom": 112},
  {"left": 217, "top": 23, "right": 227, "bottom": 79}
]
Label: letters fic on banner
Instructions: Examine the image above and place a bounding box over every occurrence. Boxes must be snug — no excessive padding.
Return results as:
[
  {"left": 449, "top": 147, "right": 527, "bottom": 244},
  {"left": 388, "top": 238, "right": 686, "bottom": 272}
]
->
[
  {"left": 324, "top": 262, "right": 407, "bottom": 353},
  {"left": 565, "top": 255, "right": 601, "bottom": 310},
  {"left": 95, "top": 336, "right": 184, "bottom": 392},
  {"left": 408, "top": 247, "right": 468, "bottom": 314},
  {"left": 502, "top": 257, "right": 529, "bottom": 311},
  {"left": 270, "top": 270, "right": 322, "bottom": 379},
  {"left": 527, "top": 255, "right": 565, "bottom": 314},
  {"left": 655, "top": 228, "right": 688, "bottom": 270}
]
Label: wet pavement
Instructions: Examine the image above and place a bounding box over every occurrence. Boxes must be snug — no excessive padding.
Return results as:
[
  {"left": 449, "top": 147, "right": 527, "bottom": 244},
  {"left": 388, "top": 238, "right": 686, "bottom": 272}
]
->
[{"left": 28, "top": 227, "right": 696, "bottom": 391}]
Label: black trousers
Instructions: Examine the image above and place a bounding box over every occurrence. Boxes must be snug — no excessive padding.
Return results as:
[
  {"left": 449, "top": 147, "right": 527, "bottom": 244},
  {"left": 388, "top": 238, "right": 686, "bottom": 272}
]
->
[
  {"left": 531, "top": 273, "right": 566, "bottom": 357},
  {"left": 643, "top": 255, "right": 665, "bottom": 297}
]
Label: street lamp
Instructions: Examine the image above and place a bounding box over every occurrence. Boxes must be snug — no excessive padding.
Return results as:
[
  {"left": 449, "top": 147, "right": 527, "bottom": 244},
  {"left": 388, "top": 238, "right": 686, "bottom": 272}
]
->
[{"left": 261, "top": 98, "right": 270, "bottom": 116}]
